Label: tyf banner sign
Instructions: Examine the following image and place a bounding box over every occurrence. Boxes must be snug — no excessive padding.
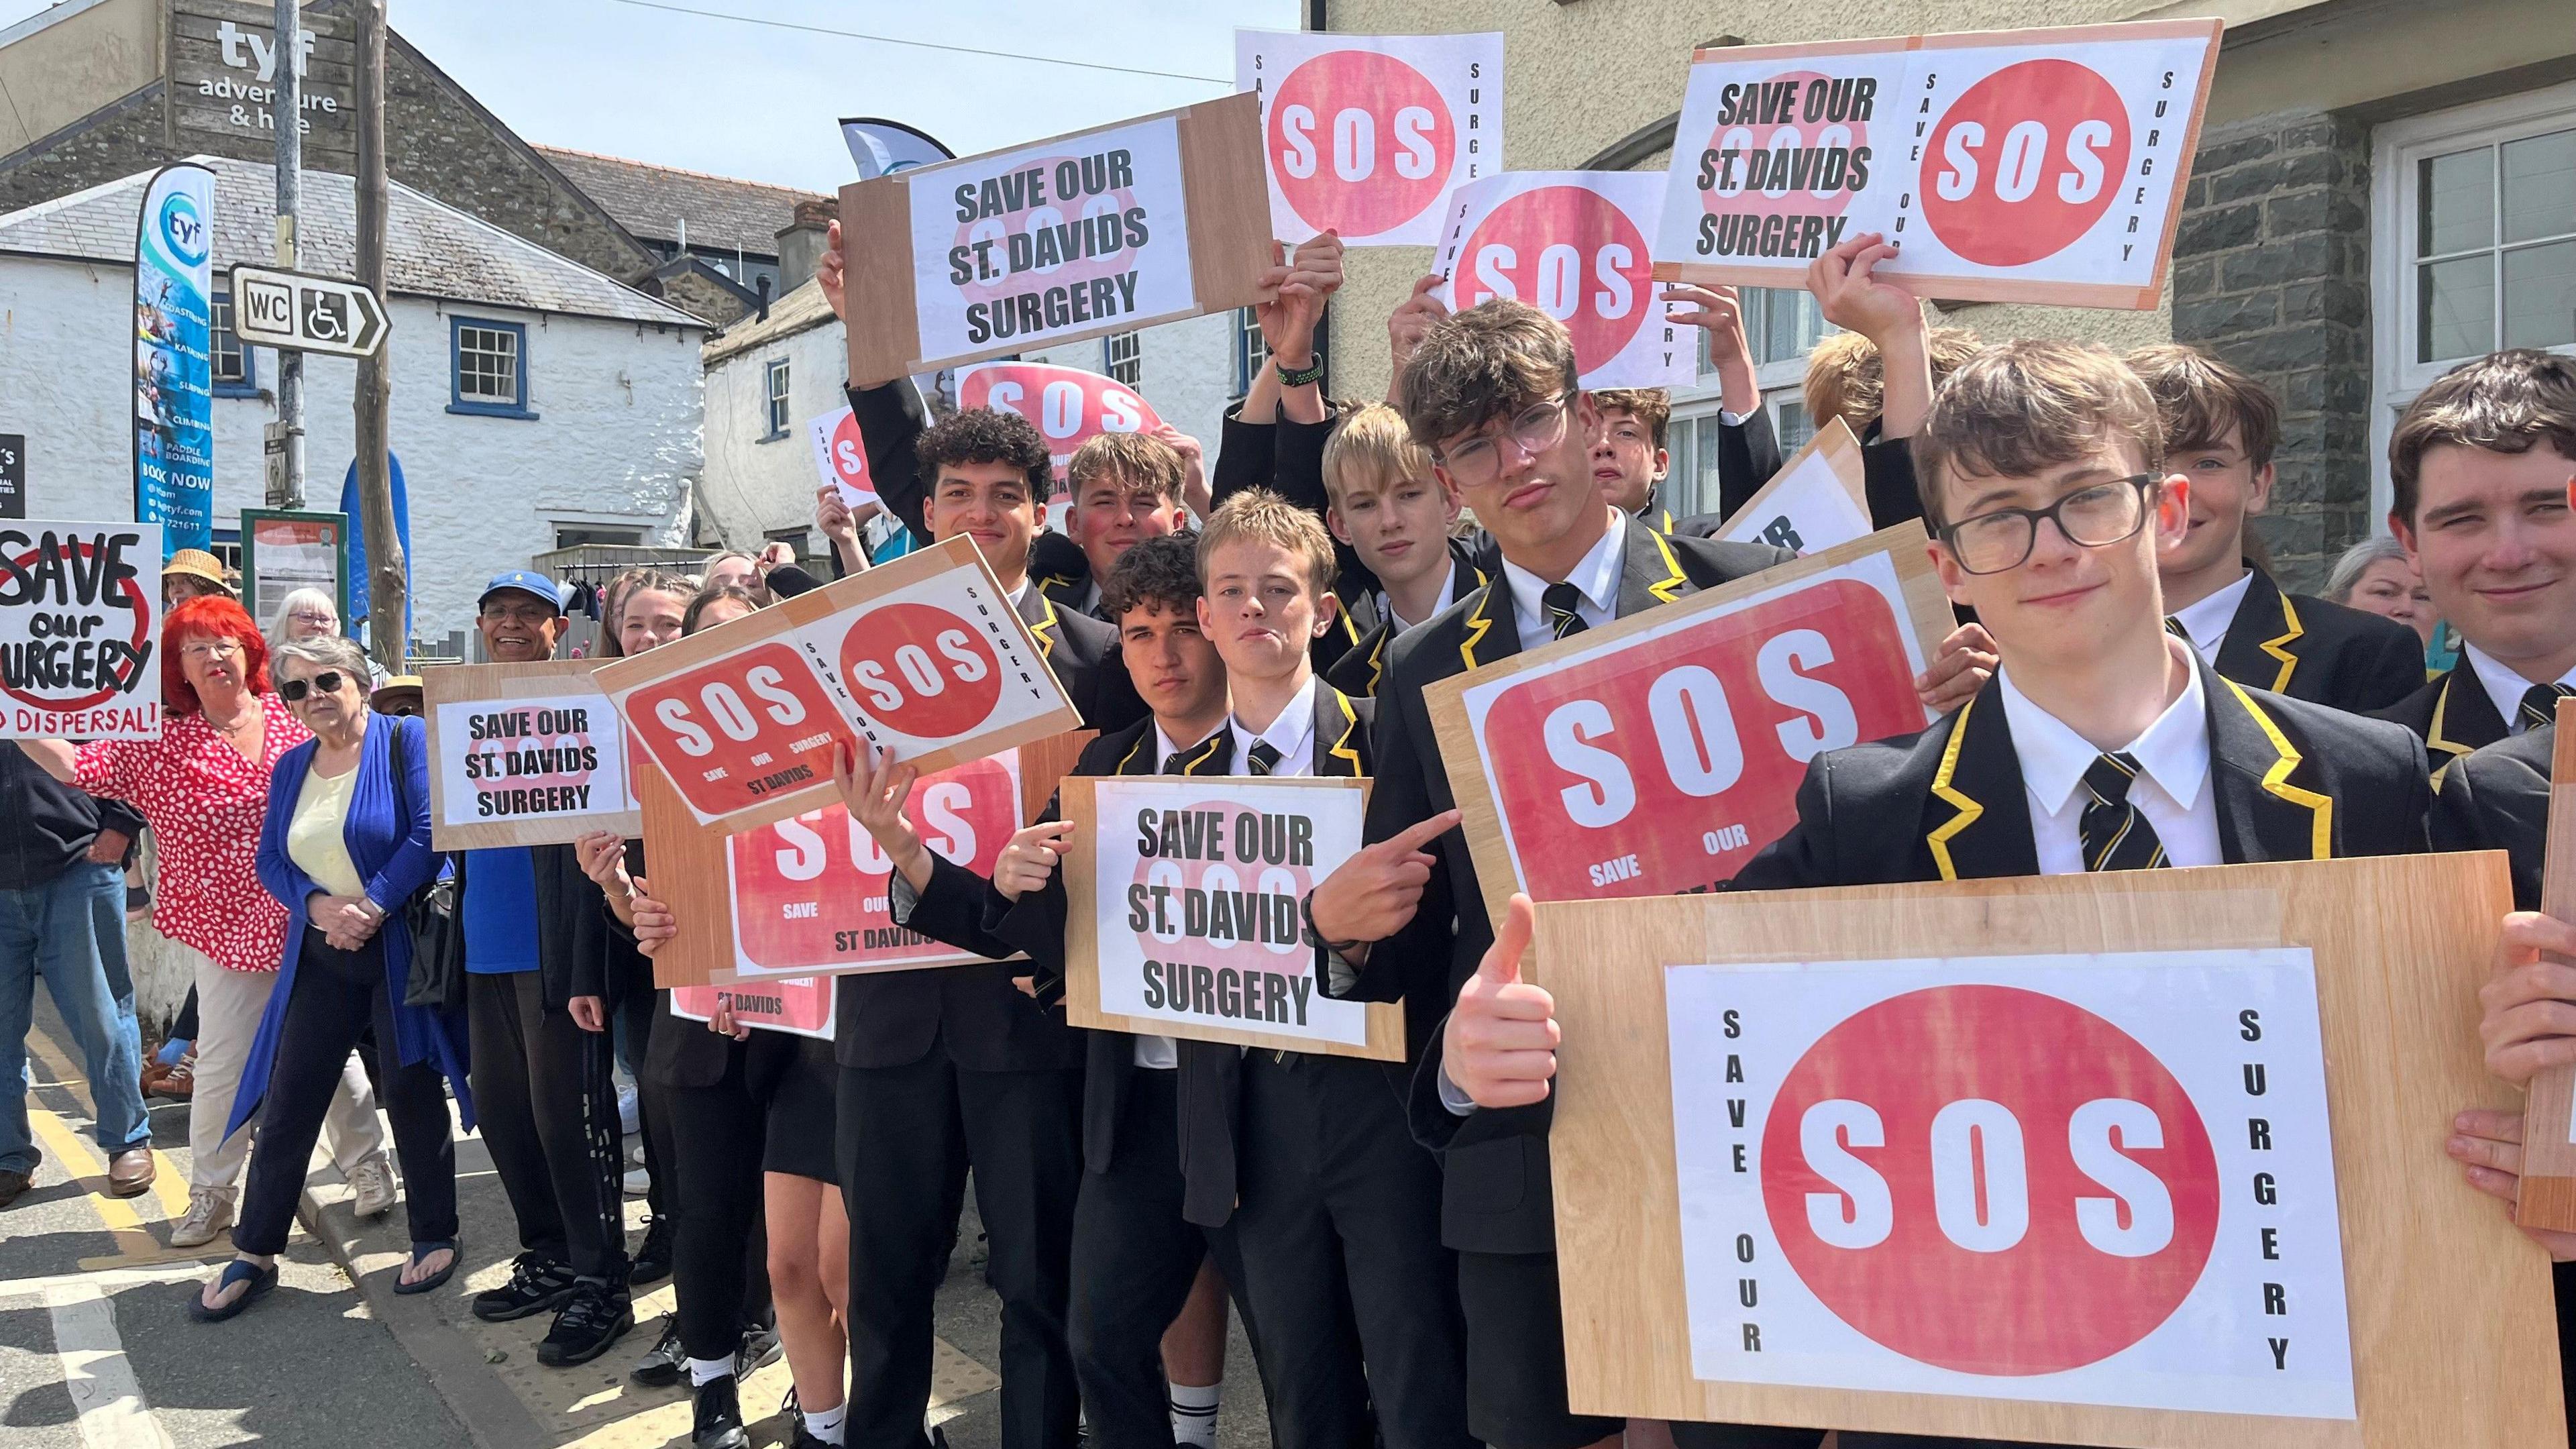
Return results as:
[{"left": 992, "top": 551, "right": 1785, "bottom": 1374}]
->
[
  {"left": 421, "top": 659, "right": 641, "bottom": 849},
  {"left": 1650, "top": 19, "right": 2221, "bottom": 309},
  {"left": 806, "top": 407, "right": 877, "bottom": 508},
  {"left": 669, "top": 977, "right": 836, "bottom": 1040},
  {"left": 1712, "top": 419, "right": 1872, "bottom": 555},
  {"left": 0, "top": 521, "right": 160, "bottom": 740},
  {"left": 1432, "top": 172, "right": 1690, "bottom": 390},
  {"left": 1236, "top": 30, "right": 1503, "bottom": 248},
  {"left": 957, "top": 362, "right": 1165, "bottom": 475},
  {"left": 839, "top": 95, "right": 1271, "bottom": 384},
  {"left": 599, "top": 537, "right": 1078, "bottom": 832},
  {"left": 1428, "top": 526, "right": 1955, "bottom": 924},
  {"left": 133, "top": 164, "right": 215, "bottom": 552},
  {"left": 1062, "top": 775, "right": 1403, "bottom": 1060}
]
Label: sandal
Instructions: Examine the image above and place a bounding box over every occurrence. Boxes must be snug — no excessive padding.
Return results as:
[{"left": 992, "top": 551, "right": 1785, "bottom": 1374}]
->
[
  {"left": 393, "top": 1238, "right": 460, "bottom": 1295},
  {"left": 188, "top": 1258, "right": 277, "bottom": 1322}
]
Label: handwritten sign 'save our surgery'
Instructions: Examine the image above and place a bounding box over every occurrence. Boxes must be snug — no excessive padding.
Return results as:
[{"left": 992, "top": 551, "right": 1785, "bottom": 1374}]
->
[{"left": 0, "top": 521, "right": 161, "bottom": 740}]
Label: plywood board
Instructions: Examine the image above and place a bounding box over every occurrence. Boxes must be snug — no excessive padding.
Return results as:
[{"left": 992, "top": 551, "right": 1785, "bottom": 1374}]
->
[
  {"left": 2513, "top": 696, "right": 2576, "bottom": 1228},
  {"left": 421, "top": 658, "right": 641, "bottom": 850},
  {"left": 1535, "top": 853, "right": 2558, "bottom": 1448}
]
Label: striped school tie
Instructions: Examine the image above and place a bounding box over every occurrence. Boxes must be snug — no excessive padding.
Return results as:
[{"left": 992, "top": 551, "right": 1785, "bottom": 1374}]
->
[
  {"left": 2519, "top": 682, "right": 2573, "bottom": 733},
  {"left": 1542, "top": 581, "right": 1589, "bottom": 640},
  {"left": 2080, "top": 752, "right": 2169, "bottom": 872}
]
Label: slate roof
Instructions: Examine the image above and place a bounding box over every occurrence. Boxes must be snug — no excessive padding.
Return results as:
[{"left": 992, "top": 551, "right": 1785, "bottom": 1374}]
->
[
  {"left": 0, "top": 154, "right": 702, "bottom": 329},
  {"left": 533, "top": 146, "right": 829, "bottom": 259},
  {"left": 702, "top": 276, "right": 837, "bottom": 366}
]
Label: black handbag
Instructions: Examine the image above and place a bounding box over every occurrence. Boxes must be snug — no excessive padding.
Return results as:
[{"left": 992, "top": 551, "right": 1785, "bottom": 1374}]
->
[{"left": 387, "top": 716, "right": 467, "bottom": 1010}]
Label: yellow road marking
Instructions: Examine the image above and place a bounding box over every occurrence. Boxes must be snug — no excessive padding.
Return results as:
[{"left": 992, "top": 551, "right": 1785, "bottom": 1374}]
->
[
  {"left": 25, "top": 1108, "right": 158, "bottom": 1262},
  {"left": 27, "top": 1022, "right": 189, "bottom": 1222}
]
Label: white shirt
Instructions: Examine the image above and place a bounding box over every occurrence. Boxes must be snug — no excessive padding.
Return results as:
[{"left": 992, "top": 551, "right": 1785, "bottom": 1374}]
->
[
  {"left": 1993, "top": 641, "right": 2222, "bottom": 874},
  {"left": 1499, "top": 508, "right": 1623, "bottom": 645},
  {"left": 2462, "top": 641, "right": 2576, "bottom": 736},
  {"left": 1381, "top": 559, "right": 1465, "bottom": 638},
  {"left": 1229, "top": 676, "right": 1318, "bottom": 780},
  {"left": 1130, "top": 720, "right": 1229, "bottom": 1071},
  {"left": 2165, "top": 570, "right": 2253, "bottom": 667}
]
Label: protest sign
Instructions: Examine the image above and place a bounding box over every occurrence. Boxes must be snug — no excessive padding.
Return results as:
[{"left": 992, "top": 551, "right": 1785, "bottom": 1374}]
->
[
  {"left": 1237, "top": 30, "right": 1503, "bottom": 248},
  {"left": 957, "top": 362, "right": 1165, "bottom": 474},
  {"left": 1061, "top": 775, "right": 1403, "bottom": 1060},
  {"left": 806, "top": 407, "right": 878, "bottom": 507},
  {"left": 0, "top": 520, "right": 161, "bottom": 741},
  {"left": 600, "top": 535, "right": 1078, "bottom": 833},
  {"left": 421, "top": 659, "right": 641, "bottom": 849},
  {"left": 840, "top": 95, "right": 1271, "bottom": 383},
  {"left": 1529, "top": 855, "right": 2557, "bottom": 1446},
  {"left": 1711, "top": 419, "right": 1872, "bottom": 555},
  {"left": 639, "top": 728, "right": 1093, "bottom": 989},
  {"left": 1432, "top": 172, "right": 1691, "bottom": 390},
  {"left": 2507, "top": 698, "right": 2576, "bottom": 1232},
  {"left": 1428, "top": 525, "right": 1953, "bottom": 926},
  {"left": 670, "top": 977, "right": 837, "bottom": 1040},
  {"left": 1651, "top": 19, "right": 2222, "bottom": 310}
]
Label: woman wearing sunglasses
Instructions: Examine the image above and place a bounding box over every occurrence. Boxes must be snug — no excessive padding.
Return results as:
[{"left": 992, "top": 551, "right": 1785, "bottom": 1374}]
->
[{"left": 189, "top": 635, "right": 472, "bottom": 1322}]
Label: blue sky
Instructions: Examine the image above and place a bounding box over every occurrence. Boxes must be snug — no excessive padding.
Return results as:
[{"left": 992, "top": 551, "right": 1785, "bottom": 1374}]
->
[{"left": 5, "top": 0, "right": 1298, "bottom": 191}]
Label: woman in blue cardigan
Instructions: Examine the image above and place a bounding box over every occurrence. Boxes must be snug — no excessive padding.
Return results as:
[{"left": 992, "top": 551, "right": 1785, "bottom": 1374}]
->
[{"left": 194, "top": 635, "right": 473, "bottom": 1321}]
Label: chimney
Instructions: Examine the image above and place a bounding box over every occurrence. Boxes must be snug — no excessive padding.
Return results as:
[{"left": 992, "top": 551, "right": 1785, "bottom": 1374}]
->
[{"left": 775, "top": 199, "right": 839, "bottom": 295}]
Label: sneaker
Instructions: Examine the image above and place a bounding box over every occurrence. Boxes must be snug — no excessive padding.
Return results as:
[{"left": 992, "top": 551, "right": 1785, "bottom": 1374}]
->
[
  {"left": 168, "top": 1187, "right": 233, "bottom": 1248},
  {"left": 142, "top": 1049, "right": 195, "bottom": 1101},
  {"left": 623, "top": 1166, "right": 651, "bottom": 1198},
  {"left": 630, "top": 1214, "right": 675, "bottom": 1285},
  {"left": 538, "top": 1280, "right": 633, "bottom": 1367},
  {"left": 690, "top": 1373, "right": 749, "bottom": 1449},
  {"left": 472, "top": 1253, "right": 577, "bottom": 1323},
  {"left": 619, "top": 1082, "right": 641, "bottom": 1136},
  {"left": 630, "top": 1315, "right": 685, "bottom": 1388},
  {"left": 347, "top": 1154, "right": 398, "bottom": 1218},
  {"left": 733, "top": 1321, "right": 781, "bottom": 1379}
]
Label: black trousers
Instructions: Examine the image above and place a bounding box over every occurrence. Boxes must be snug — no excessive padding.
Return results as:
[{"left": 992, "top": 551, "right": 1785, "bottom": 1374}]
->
[
  {"left": 467, "top": 970, "right": 627, "bottom": 1285},
  {"left": 235, "top": 930, "right": 455, "bottom": 1256},
  {"left": 613, "top": 952, "right": 669, "bottom": 1222},
  {"left": 661, "top": 1045, "right": 775, "bottom": 1362},
  {"left": 837, "top": 1037, "right": 1083, "bottom": 1449},
  {"left": 1231, "top": 1051, "right": 1471, "bottom": 1449},
  {"left": 1067, "top": 1067, "right": 1258, "bottom": 1449}
]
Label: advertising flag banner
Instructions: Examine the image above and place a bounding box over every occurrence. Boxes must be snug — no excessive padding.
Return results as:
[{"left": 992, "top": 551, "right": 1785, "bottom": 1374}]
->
[
  {"left": 1237, "top": 30, "right": 1503, "bottom": 247},
  {"left": 598, "top": 536, "right": 1078, "bottom": 833},
  {"left": 842, "top": 117, "right": 953, "bottom": 180},
  {"left": 133, "top": 164, "right": 217, "bottom": 553},
  {"left": 956, "top": 362, "right": 1165, "bottom": 475},
  {"left": 1061, "top": 775, "right": 1404, "bottom": 1060},
  {"left": 1428, "top": 525, "right": 1955, "bottom": 926},
  {"left": 1650, "top": 19, "right": 2222, "bottom": 309},
  {"left": 1712, "top": 419, "right": 1874, "bottom": 555},
  {"left": 670, "top": 977, "right": 837, "bottom": 1039},
  {"left": 0, "top": 520, "right": 162, "bottom": 740},
  {"left": 422, "top": 659, "right": 643, "bottom": 849},
  {"left": 807, "top": 407, "right": 879, "bottom": 507},
  {"left": 1432, "top": 172, "right": 1692, "bottom": 389}
]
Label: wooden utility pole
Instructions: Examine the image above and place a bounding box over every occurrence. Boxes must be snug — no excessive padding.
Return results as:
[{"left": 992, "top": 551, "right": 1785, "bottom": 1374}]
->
[{"left": 352, "top": 0, "right": 403, "bottom": 670}]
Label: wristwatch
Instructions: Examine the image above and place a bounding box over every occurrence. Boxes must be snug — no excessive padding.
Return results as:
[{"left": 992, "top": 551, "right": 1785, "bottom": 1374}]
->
[
  {"left": 1300, "top": 891, "right": 1363, "bottom": 957},
  {"left": 1274, "top": 356, "right": 1327, "bottom": 389}
]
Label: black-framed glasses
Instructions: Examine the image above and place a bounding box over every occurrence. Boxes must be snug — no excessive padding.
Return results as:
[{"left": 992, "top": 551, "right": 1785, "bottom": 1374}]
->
[
  {"left": 1434, "top": 390, "right": 1578, "bottom": 488},
  {"left": 1937, "top": 475, "right": 2157, "bottom": 576},
  {"left": 278, "top": 671, "right": 347, "bottom": 702}
]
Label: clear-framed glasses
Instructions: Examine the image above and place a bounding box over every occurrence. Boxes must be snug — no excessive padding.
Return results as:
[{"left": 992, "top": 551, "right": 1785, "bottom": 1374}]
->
[
  {"left": 1937, "top": 475, "right": 2157, "bottom": 576},
  {"left": 178, "top": 637, "right": 244, "bottom": 661},
  {"left": 1434, "top": 390, "right": 1578, "bottom": 489}
]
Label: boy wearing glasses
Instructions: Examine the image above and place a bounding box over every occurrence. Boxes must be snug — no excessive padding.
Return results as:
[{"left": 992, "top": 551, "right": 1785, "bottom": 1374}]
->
[{"left": 1438, "top": 339, "right": 2433, "bottom": 1447}]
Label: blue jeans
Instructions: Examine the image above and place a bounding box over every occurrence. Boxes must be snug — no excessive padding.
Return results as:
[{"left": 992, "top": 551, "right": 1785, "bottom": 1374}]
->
[{"left": 0, "top": 859, "right": 147, "bottom": 1173}]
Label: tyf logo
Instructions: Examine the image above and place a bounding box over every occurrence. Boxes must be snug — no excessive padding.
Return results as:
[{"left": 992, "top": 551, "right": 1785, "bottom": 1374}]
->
[{"left": 160, "top": 194, "right": 208, "bottom": 268}]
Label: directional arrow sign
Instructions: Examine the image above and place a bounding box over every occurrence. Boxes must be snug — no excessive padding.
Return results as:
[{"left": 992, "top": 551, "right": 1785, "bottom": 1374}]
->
[{"left": 227, "top": 265, "right": 388, "bottom": 359}]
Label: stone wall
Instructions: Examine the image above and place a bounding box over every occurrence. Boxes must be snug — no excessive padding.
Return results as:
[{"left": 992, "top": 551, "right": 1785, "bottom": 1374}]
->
[{"left": 2167, "top": 111, "right": 2376, "bottom": 591}]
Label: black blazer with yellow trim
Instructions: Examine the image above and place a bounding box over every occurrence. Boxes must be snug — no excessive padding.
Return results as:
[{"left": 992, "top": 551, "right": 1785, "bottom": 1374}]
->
[
  {"left": 1012, "top": 582, "right": 1148, "bottom": 738},
  {"left": 1332, "top": 511, "right": 1793, "bottom": 1254},
  {"left": 2203, "top": 567, "right": 2423, "bottom": 714},
  {"left": 1320, "top": 539, "right": 1491, "bottom": 698},
  {"left": 2432, "top": 721, "right": 2552, "bottom": 912},
  {"left": 2372, "top": 661, "right": 2509, "bottom": 785}
]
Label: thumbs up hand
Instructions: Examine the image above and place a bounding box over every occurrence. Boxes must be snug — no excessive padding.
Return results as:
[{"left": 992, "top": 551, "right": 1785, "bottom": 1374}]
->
[{"left": 1442, "top": 894, "right": 1560, "bottom": 1109}]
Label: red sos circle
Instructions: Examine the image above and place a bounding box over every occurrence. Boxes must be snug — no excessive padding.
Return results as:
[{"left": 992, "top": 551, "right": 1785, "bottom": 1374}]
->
[
  {"left": 824, "top": 413, "right": 869, "bottom": 492},
  {"left": 1269, "top": 51, "right": 1452, "bottom": 236},
  {"left": 1703, "top": 70, "right": 1871, "bottom": 221},
  {"left": 2, "top": 539, "right": 151, "bottom": 713},
  {"left": 1923, "top": 60, "right": 2131, "bottom": 266},
  {"left": 1761, "top": 985, "right": 2219, "bottom": 1375},
  {"left": 839, "top": 603, "right": 1001, "bottom": 739},
  {"left": 1459, "top": 186, "right": 1654, "bottom": 375}
]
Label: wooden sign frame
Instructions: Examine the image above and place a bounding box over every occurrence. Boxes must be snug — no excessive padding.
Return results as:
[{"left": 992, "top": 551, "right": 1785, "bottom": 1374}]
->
[
  {"left": 1059, "top": 774, "right": 1406, "bottom": 1061},
  {"left": 1427, "top": 523, "right": 1957, "bottom": 927},
  {"left": 1649, "top": 17, "right": 2223, "bottom": 312},
  {"left": 419, "top": 658, "right": 640, "bottom": 850},
  {"left": 641, "top": 727, "right": 1094, "bottom": 989},
  {"left": 840, "top": 92, "right": 1273, "bottom": 386},
  {"left": 2513, "top": 696, "right": 2576, "bottom": 1228},
  {"left": 1534, "top": 854, "right": 2558, "bottom": 1448},
  {"left": 1709, "top": 417, "right": 1868, "bottom": 543}
]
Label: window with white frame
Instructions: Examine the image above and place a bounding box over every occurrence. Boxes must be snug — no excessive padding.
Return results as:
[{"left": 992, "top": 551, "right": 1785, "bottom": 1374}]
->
[
  {"left": 1233, "top": 307, "right": 1269, "bottom": 398},
  {"left": 208, "top": 293, "right": 252, "bottom": 390},
  {"left": 2372, "top": 80, "right": 2576, "bottom": 518},
  {"left": 451, "top": 318, "right": 528, "bottom": 416},
  {"left": 1104, "top": 331, "right": 1142, "bottom": 386},
  {"left": 764, "top": 357, "right": 792, "bottom": 438}
]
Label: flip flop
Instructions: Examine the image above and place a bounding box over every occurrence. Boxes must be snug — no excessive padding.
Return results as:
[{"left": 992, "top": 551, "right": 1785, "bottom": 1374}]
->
[
  {"left": 393, "top": 1238, "right": 460, "bottom": 1295},
  {"left": 187, "top": 1259, "right": 277, "bottom": 1323}
]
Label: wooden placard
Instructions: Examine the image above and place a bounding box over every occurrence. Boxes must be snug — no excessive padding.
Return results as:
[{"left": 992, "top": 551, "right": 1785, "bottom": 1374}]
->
[
  {"left": 1059, "top": 774, "right": 1405, "bottom": 1061},
  {"left": 1428, "top": 523, "right": 1956, "bottom": 928},
  {"left": 419, "top": 659, "right": 641, "bottom": 850},
  {"left": 643, "top": 727, "right": 1093, "bottom": 989},
  {"left": 598, "top": 535, "right": 1079, "bottom": 834},
  {"left": 841, "top": 92, "right": 1273, "bottom": 386},
  {"left": 1648, "top": 18, "right": 2222, "bottom": 311},
  {"left": 1536, "top": 853, "right": 2557, "bottom": 1447},
  {"left": 2514, "top": 696, "right": 2576, "bottom": 1228},
  {"left": 1710, "top": 417, "right": 1872, "bottom": 553}
]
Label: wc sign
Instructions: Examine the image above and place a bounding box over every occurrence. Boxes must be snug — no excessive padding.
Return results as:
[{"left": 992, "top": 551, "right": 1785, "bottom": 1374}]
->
[{"left": 226, "top": 264, "right": 387, "bottom": 359}]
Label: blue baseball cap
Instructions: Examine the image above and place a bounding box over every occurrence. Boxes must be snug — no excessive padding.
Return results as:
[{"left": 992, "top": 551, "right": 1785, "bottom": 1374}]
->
[{"left": 478, "top": 570, "right": 566, "bottom": 614}]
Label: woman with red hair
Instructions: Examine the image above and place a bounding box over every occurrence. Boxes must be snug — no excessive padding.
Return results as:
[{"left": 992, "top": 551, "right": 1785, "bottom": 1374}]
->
[{"left": 17, "top": 594, "right": 392, "bottom": 1247}]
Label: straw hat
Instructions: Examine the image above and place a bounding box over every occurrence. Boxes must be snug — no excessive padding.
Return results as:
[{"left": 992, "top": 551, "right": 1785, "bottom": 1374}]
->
[{"left": 161, "top": 549, "right": 232, "bottom": 593}]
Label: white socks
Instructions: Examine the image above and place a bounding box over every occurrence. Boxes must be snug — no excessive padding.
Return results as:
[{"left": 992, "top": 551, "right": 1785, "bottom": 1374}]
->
[
  {"left": 687, "top": 1355, "right": 732, "bottom": 1388},
  {"left": 1169, "top": 1381, "right": 1220, "bottom": 1448},
  {"left": 802, "top": 1400, "right": 848, "bottom": 1446}
]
